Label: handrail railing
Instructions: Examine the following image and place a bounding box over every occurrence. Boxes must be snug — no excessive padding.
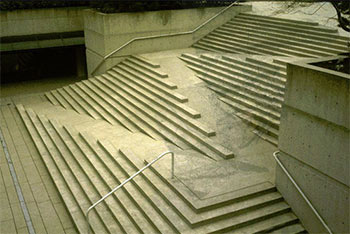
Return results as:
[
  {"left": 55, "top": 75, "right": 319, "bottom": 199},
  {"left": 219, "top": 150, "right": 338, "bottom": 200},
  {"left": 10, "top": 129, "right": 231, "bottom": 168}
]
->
[
  {"left": 85, "top": 151, "right": 174, "bottom": 233},
  {"left": 90, "top": 2, "right": 239, "bottom": 75},
  {"left": 273, "top": 151, "right": 332, "bottom": 234}
]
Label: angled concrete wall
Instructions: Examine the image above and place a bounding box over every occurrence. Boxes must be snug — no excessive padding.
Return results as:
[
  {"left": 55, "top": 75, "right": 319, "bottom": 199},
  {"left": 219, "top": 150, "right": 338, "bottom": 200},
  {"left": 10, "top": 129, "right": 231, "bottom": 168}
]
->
[
  {"left": 83, "top": 4, "right": 251, "bottom": 76},
  {"left": 276, "top": 56, "right": 350, "bottom": 233},
  {"left": 0, "top": 7, "right": 85, "bottom": 51}
]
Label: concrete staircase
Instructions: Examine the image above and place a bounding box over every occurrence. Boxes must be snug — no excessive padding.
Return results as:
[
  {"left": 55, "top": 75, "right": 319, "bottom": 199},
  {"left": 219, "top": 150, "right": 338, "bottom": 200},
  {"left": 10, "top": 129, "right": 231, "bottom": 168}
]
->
[
  {"left": 16, "top": 103, "right": 307, "bottom": 233},
  {"left": 180, "top": 53, "right": 288, "bottom": 145},
  {"left": 193, "top": 13, "right": 350, "bottom": 57},
  {"left": 44, "top": 55, "right": 234, "bottom": 160}
]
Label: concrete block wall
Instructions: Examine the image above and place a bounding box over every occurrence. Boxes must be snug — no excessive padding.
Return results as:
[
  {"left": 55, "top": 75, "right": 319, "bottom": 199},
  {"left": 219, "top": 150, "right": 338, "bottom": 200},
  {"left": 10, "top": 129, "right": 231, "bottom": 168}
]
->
[
  {"left": 276, "top": 56, "right": 349, "bottom": 233},
  {"left": 83, "top": 4, "right": 252, "bottom": 76}
]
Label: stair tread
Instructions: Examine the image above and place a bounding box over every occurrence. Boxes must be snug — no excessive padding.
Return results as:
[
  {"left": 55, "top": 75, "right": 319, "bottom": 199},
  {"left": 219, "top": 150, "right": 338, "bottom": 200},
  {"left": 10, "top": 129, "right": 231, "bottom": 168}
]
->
[
  {"left": 109, "top": 69, "right": 200, "bottom": 118},
  {"left": 75, "top": 81, "right": 139, "bottom": 132},
  {"left": 38, "top": 115, "right": 121, "bottom": 233},
  {"left": 44, "top": 92, "right": 59, "bottom": 106},
  {"left": 20, "top": 106, "right": 108, "bottom": 234},
  {"left": 270, "top": 222, "right": 306, "bottom": 233},
  {"left": 125, "top": 57, "right": 168, "bottom": 78},
  {"left": 50, "top": 90, "right": 72, "bottom": 110},
  {"left": 63, "top": 126, "right": 152, "bottom": 233},
  {"left": 56, "top": 88, "right": 87, "bottom": 115},
  {"left": 212, "top": 30, "right": 332, "bottom": 57},
  {"left": 62, "top": 86, "right": 101, "bottom": 120},
  {"left": 123, "top": 148, "right": 282, "bottom": 226},
  {"left": 82, "top": 79, "right": 165, "bottom": 141},
  {"left": 219, "top": 97, "right": 279, "bottom": 137},
  {"left": 96, "top": 73, "right": 215, "bottom": 138},
  {"left": 236, "top": 14, "right": 336, "bottom": 33},
  {"left": 230, "top": 211, "right": 299, "bottom": 233},
  {"left": 240, "top": 12, "right": 319, "bottom": 26},
  {"left": 232, "top": 16, "right": 345, "bottom": 39},
  {"left": 131, "top": 55, "right": 160, "bottom": 68},
  {"left": 93, "top": 76, "right": 230, "bottom": 159},
  {"left": 206, "top": 33, "right": 318, "bottom": 58},
  {"left": 207, "top": 83, "right": 281, "bottom": 120},
  {"left": 116, "top": 64, "right": 187, "bottom": 103},
  {"left": 120, "top": 60, "right": 177, "bottom": 89},
  {"left": 182, "top": 57, "right": 284, "bottom": 103},
  {"left": 16, "top": 104, "right": 90, "bottom": 234},
  {"left": 217, "top": 26, "right": 345, "bottom": 55},
  {"left": 101, "top": 144, "right": 188, "bottom": 233},
  {"left": 198, "top": 53, "right": 286, "bottom": 91},
  {"left": 245, "top": 57, "right": 286, "bottom": 73},
  {"left": 191, "top": 68, "right": 283, "bottom": 110},
  {"left": 228, "top": 18, "right": 349, "bottom": 43}
]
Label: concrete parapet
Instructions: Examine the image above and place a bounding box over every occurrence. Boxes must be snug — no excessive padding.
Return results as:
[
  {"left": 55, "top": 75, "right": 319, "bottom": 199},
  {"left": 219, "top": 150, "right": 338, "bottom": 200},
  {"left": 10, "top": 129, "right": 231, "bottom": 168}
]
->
[
  {"left": 83, "top": 4, "right": 251, "bottom": 76},
  {"left": 276, "top": 56, "right": 349, "bottom": 233}
]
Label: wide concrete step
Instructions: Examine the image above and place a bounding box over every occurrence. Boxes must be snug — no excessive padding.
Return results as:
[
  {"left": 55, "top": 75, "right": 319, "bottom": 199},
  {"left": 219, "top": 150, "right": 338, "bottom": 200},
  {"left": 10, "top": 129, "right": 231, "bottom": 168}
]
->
[
  {"left": 149, "top": 160, "right": 277, "bottom": 212},
  {"left": 56, "top": 88, "right": 88, "bottom": 115},
  {"left": 208, "top": 84, "right": 281, "bottom": 121},
  {"left": 184, "top": 62, "right": 284, "bottom": 107},
  {"left": 270, "top": 222, "right": 307, "bottom": 233},
  {"left": 116, "top": 64, "right": 187, "bottom": 103},
  {"left": 195, "top": 39, "right": 262, "bottom": 55},
  {"left": 220, "top": 55, "right": 287, "bottom": 81},
  {"left": 125, "top": 56, "right": 168, "bottom": 78},
  {"left": 117, "top": 148, "right": 294, "bottom": 234},
  {"left": 201, "top": 36, "right": 288, "bottom": 57},
  {"left": 16, "top": 105, "right": 110, "bottom": 234},
  {"left": 130, "top": 55, "right": 160, "bottom": 68},
  {"left": 79, "top": 132, "right": 175, "bottom": 234},
  {"left": 215, "top": 91, "right": 280, "bottom": 130},
  {"left": 236, "top": 13, "right": 337, "bottom": 33},
  {"left": 201, "top": 53, "right": 286, "bottom": 90},
  {"left": 46, "top": 119, "right": 139, "bottom": 233},
  {"left": 64, "top": 126, "right": 159, "bottom": 233},
  {"left": 213, "top": 28, "right": 334, "bottom": 57},
  {"left": 88, "top": 76, "right": 232, "bottom": 160},
  {"left": 230, "top": 212, "right": 300, "bottom": 233},
  {"left": 122, "top": 148, "right": 284, "bottom": 228},
  {"left": 227, "top": 19, "right": 349, "bottom": 47},
  {"left": 245, "top": 57, "right": 287, "bottom": 74},
  {"left": 44, "top": 91, "right": 59, "bottom": 106},
  {"left": 109, "top": 69, "right": 199, "bottom": 118},
  {"left": 217, "top": 25, "right": 346, "bottom": 55},
  {"left": 232, "top": 16, "right": 347, "bottom": 41},
  {"left": 240, "top": 12, "right": 319, "bottom": 26},
  {"left": 73, "top": 82, "right": 139, "bottom": 132},
  {"left": 218, "top": 98, "right": 279, "bottom": 139},
  {"left": 206, "top": 33, "right": 319, "bottom": 58},
  {"left": 121, "top": 59, "right": 177, "bottom": 89},
  {"left": 101, "top": 72, "right": 215, "bottom": 137}
]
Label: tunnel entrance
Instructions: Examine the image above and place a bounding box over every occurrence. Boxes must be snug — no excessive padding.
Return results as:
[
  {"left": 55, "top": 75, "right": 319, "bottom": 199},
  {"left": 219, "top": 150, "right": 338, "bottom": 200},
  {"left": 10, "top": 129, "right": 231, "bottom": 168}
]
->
[{"left": 1, "top": 45, "right": 87, "bottom": 84}]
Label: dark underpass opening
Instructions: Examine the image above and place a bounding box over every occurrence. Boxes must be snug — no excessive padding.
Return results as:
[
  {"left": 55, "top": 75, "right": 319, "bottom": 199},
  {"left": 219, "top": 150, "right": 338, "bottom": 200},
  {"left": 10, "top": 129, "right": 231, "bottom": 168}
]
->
[{"left": 1, "top": 45, "right": 87, "bottom": 85}]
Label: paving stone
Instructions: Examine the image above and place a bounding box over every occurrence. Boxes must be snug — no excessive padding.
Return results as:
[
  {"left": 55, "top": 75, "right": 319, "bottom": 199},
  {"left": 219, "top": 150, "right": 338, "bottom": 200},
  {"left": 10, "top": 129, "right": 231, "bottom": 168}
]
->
[
  {"left": 37, "top": 200, "right": 65, "bottom": 234},
  {"left": 10, "top": 202, "right": 27, "bottom": 230},
  {"left": 0, "top": 219, "right": 16, "bottom": 234},
  {"left": 26, "top": 201, "right": 48, "bottom": 234}
]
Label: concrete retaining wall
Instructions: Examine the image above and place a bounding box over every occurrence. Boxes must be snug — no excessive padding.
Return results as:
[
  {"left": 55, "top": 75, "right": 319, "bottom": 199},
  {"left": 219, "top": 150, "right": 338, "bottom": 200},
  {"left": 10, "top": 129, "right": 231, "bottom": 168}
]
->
[
  {"left": 276, "top": 56, "right": 350, "bottom": 233},
  {"left": 1, "top": 7, "right": 85, "bottom": 51},
  {"left": 83, "top": 4, "right": 251, "bottom": 76}
]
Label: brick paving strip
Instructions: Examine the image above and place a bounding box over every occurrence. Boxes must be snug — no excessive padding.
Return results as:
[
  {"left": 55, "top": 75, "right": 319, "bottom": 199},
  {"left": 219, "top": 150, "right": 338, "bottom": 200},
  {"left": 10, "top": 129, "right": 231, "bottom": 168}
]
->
[{"left": 0, "top": 128, "right": 36, "bottom": 234}]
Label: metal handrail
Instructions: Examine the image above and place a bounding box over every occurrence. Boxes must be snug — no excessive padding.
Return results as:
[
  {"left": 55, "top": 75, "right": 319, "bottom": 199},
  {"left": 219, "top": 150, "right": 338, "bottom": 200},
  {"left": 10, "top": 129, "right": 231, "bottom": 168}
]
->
[
  {"left": 85, "top": 151, "right": 174, "bottom": 233},
  {"left": 273, "top": 151, "right": 333, "bottom": 234},
  {"left": 90, "top": 2, "right": 239, "bottom": 75}
]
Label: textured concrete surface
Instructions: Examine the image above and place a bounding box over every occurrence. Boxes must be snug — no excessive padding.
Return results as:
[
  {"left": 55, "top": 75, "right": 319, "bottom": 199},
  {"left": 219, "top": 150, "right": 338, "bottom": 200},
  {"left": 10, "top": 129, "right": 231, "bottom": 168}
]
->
[
  {"left": 84, "top": 5, "right": 251, "bottom": 75},
  {"left": 277, "top": 57, "right": 349, "bottom": 233}
]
